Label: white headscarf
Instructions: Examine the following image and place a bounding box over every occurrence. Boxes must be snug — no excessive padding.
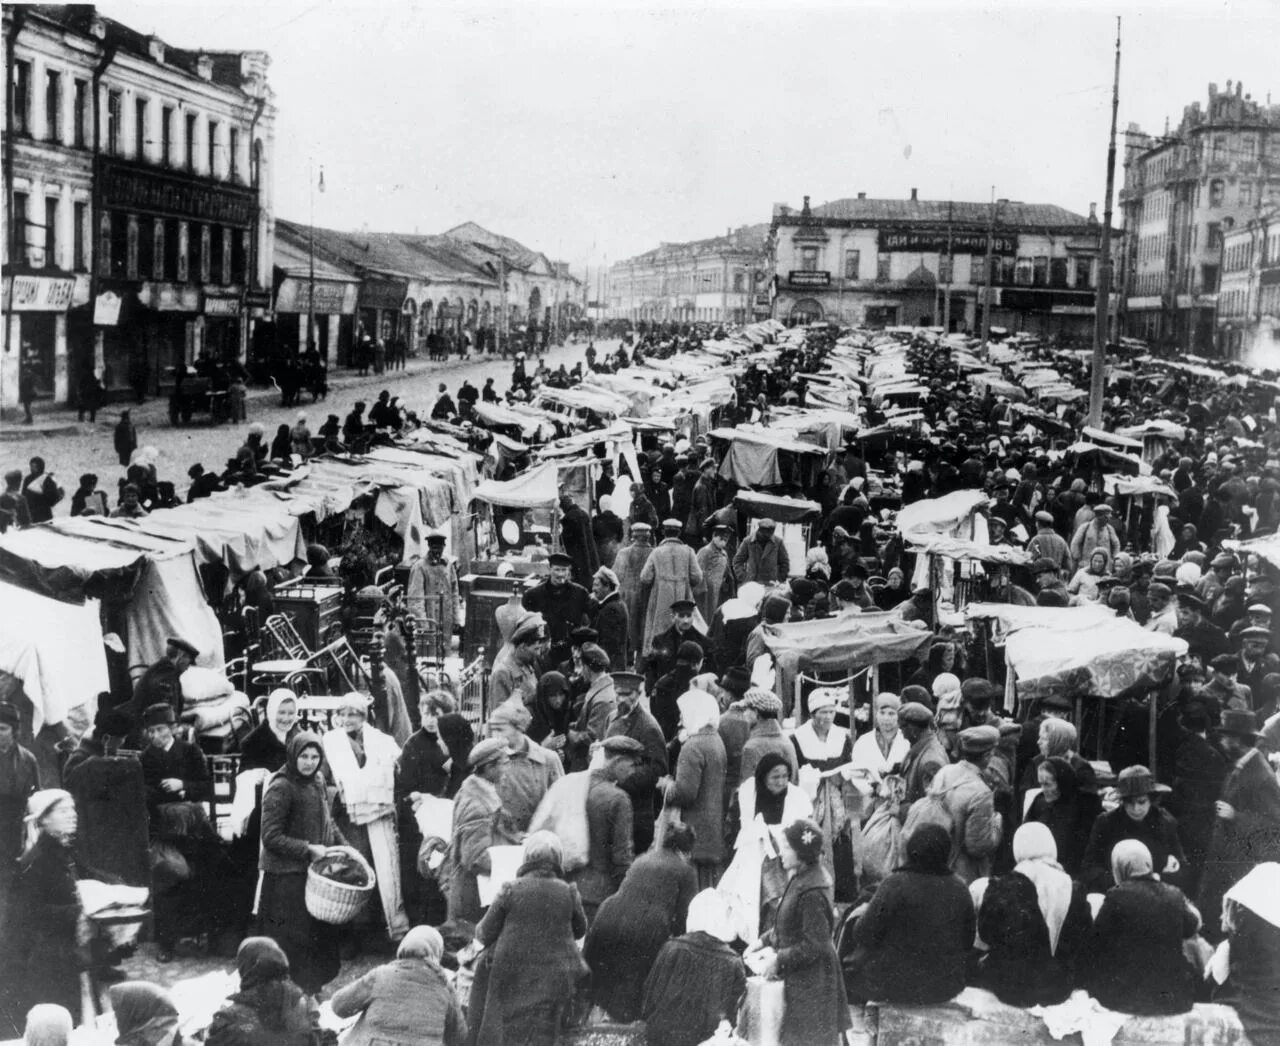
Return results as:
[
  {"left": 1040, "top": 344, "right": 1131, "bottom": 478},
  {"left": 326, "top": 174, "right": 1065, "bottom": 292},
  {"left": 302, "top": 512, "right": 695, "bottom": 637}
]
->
[
  {"left": 1224, "top": 862, "right": 1280, "bottom": 930},
  {"left": 265, "top": 688, "right": 298, "bottom": 745},
  {"left": 23, "top": 789, "right": 72, "bottom": 855},
  {"left": 678, "top": 689, "right": 720, "bottom": 735},
  {"left": 685, "top": 889, "right": 736, "bottom": 943},
  {"left": 1012, "top": 822, "right": 1074, "bottom": 956}
]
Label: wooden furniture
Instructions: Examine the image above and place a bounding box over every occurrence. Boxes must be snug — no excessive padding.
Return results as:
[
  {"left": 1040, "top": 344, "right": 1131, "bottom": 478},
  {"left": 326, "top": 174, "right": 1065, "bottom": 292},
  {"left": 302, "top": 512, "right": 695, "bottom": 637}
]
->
[{"left": 272, "top": 578, "right": 344, "bottom": 651}]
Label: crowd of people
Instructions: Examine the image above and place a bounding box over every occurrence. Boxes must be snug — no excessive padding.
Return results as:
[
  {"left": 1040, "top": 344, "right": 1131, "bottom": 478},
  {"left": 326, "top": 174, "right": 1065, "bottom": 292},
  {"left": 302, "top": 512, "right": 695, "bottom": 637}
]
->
[{"left": 3, "top": 320, "right": 1280, "bottom": 1046}]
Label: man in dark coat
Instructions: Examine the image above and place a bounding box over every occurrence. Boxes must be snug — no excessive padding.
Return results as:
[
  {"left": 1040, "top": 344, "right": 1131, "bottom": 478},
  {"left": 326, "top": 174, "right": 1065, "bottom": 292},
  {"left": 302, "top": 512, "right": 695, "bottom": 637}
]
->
[
  {"left": 1176, "top": 593, "right": 1232, "bottom": 663},
  {"left": 604, "top": 672, "right": 668, "bottom": 853},
  {"left": 128, "top": 636, "right": 199, "bottom": 738},
  {"left": 574, "top": 736, "right": 640, "bottom": 922},
  {"left": 522, "top": 553, "right": 591, "bottom": 668},
  {"left": 1170, "top": 703, "right": 1229, "bottom": 896},
  {"left": 590, "top": 567, "right": 630, "bottom": 671},
  {"left": 0, "top": 701, "right": 40, "bottom": 923},
  {"left": 652, "top": 641, "right": 704, "bottom": 743},
  {"left": 114, "top": 411, "right": 138, "bottom": 467},
  {"left": 559, "top": 495, "right": 600, "bottom": 587},
  {"left": 647, "top": 598, "right": 712, "bottom": 692},
  {"left": 685, "top": 458, "right": 719, "bottom": 545},
  {"left": 897, "top": 702, "right": 950, "bottom": 819}
]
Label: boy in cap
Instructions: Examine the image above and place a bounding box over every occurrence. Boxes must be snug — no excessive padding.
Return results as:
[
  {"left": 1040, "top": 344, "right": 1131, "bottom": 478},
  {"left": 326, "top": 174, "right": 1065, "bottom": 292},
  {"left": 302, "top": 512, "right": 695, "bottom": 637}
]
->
[{"left": 1026, "top": 510, "right": 1070, "bottom": 573}]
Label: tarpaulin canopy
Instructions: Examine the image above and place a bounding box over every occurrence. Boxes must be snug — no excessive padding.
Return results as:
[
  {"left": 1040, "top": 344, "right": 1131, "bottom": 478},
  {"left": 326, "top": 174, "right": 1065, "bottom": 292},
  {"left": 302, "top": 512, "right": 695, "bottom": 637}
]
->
[
  {"left": 910, "top": 537, "right": 1032, "bottom": 566},
  {"left": 473, "top": 461, "right": 560, "bottom": 508},
  {"left": 710, "top": 425, "right": 825, "bottom": 487},
  {"left": 1103, "top": 474, "right": 1177, "bottom": 499},
  {"left": 896, "top": 489, "right": 989, "bottom": 543},
  {"left": 0, "top": 522, "right": 153, "bottom": 602},
  {"left": 1226, "top": 532, "right": 1280, "bottom": 573},
  {"left": 0, "top": 578, "right": 109, "bottom": 731},
  {"left": 1065, "top": 442, "right": 1144, "bottom": 477},
  {"left": 733, "top": 491, "right": 822, "bottom": 524},
  {"left": 472, "top": 400, "right": 551, "bottom": 438}
]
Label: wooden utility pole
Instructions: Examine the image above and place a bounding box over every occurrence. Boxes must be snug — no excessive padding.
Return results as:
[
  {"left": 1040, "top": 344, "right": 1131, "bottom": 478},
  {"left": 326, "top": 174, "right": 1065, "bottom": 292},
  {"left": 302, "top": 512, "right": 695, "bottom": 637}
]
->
[
  {"left": 1088, "top": 17, "right": 1122, "bottom": 427},
  {"left": 980, "top": 188, "right": 997, "bottom": 353},
  {"left": 943, "top": 200, "right": 954, "bottom": 333}
]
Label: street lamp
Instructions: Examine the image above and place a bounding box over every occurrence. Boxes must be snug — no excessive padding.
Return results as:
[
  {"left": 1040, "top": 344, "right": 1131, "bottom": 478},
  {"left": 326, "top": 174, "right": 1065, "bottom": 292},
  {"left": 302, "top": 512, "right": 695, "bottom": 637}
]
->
[{"left": 308, "top": 159, "right": 324, "bottom": 361}]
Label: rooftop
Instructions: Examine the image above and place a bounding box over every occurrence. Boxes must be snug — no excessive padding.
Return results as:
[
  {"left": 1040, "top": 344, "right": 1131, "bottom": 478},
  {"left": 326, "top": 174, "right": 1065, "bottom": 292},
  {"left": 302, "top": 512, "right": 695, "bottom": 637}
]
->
[{"left": 776, "top": 196, "right": 1095, "bottom": 229}]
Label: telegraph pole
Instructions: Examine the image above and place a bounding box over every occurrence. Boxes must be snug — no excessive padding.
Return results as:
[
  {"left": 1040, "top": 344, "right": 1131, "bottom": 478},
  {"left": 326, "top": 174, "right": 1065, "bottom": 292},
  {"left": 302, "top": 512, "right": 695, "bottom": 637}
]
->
[
  {"left": 980, "top": 188, "right": 997, "bottom": 353},
  {"left": 943, "top": 200, "right": 954, "bottom": 333},
  {"left": 1088, "top": 17, "right": 1122, "bottom": 427}
]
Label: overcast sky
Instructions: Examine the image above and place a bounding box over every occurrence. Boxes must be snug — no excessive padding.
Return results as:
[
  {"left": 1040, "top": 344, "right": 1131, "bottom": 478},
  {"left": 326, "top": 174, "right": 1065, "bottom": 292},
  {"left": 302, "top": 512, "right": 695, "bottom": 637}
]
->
[{"left": 99, "top": 0, "right": 1280, "bottom": 273}]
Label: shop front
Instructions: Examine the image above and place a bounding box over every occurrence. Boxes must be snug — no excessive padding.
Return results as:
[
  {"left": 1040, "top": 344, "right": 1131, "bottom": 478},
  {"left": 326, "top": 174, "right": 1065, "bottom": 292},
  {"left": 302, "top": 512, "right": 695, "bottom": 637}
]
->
[
  {"left": 203, "top": 292, "right": 244, "bottom": 364},
  {"left": 272, "top": 272, "right": 358, "bottom": 367},
  {"left": 2, "top": 266, "right": 77, "bottom": 408},
  {"left": 357, "top": 277, "right": 408, "bottom": 356}
]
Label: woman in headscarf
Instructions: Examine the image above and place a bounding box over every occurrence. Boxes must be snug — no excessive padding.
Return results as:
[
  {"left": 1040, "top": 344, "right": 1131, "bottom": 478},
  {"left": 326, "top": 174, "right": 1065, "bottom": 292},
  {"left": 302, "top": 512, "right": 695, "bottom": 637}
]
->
[
  {"left": 4, "top": 790, "right": 93, "bottom": 1016},
  {"left": 660, "top": 689, "right": 727, "bottom": 890},
  {"left": 1019, "top": 717, "right": 1098, "bottom": 801},
  {"left": 751, "top": 819, "right": 850, "bottom": 1046},
  {"left": 1023, "top": 756, "right": 1100, "bottom": 878},
  {"left": 1067, "top": 548, "right": 1111, "bottom": 603},
  {"left": 21, "top": 1004, "right": 73, "bottom": 1046},
  {"left": 331, "top": 925, "right": 467, "bottom": 1046},
  {"left": 269, "top": 424, "right": 293, "bottom": 463},
  {"left": 791, "top": 688, "right": 854, "bottom": 894},
  {"left": 842, "top": 823, "right": 975, "bottom": 1005},
  {"left": 239, "top": 689, "right": 300, "bottom": 774},
  {"left": 1170, "top": 521, "right": 1203, "bottom": 560},
  {"left": 322, "top": 693, "right": 409, "bottom": 945},
  {"left": 1211, "top": 862, "right": 1280, "bottom": 1043},
  {"left": 641, "top": 889, "right": 746, "bottom": 1046},
  {"left": 970, "top": 865, "right": 1072, "bottom": 1006},
  {"left": 205, "top": 937, "right": 323, "bottom": 1046},
  {"left": 1010, "top": 823, "right": 1093, "bottom": 972},
  {"left": 874, "top": 566, "right": 907, "bottom": 611},
  {"left": 1086, "top": 839, "right": 1200, "bottom": 1014},
  {"left": 527, "top": 671, "right": 572, "bottom": 755},
  {"left": 259, "top": 732, "right": 346, "bottom": 997},
  {"left": 108, "top": 982, "right": 182, "bottom": 1046},
  {"left": 290, "top": 412, "right": 312, "bottom": 461},
  {"left": 721, "top": 752, "right": 813, "bottom": 942},
  {"left": 849, "top": 692, "right": 909, "bottom": 776},
  {"left": 583, "top": 822, "right": 698, "bottom": 1022},
  {"left": 470, "top": 831, "right": 589, "bottom": 1046}
]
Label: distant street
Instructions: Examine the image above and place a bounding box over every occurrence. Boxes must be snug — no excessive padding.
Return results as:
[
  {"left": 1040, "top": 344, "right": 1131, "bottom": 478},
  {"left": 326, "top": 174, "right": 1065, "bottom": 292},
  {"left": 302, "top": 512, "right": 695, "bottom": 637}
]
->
[{"left": 0, "top": 339, "right": 617, "bottom": 512}]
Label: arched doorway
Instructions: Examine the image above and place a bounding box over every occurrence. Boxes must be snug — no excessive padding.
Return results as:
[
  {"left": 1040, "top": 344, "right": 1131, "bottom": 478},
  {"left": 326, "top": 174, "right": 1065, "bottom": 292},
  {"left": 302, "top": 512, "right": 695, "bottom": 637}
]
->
[
  {"left": 789, "top": 298, "right": 824, "bottom": 324},
  {"left": 401, "top": 298, "right": 417, "bottom": 354}
]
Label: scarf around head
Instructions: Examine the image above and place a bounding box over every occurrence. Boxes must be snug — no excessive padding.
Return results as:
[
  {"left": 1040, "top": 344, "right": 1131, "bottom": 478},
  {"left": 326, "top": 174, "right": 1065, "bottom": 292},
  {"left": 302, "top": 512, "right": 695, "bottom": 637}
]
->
[
  {"left": 109, "top": 982, "right": 179, "bottom": 1046},
  {"left": 1012, "top": 822, "right": 1073, "bottom": 956}
]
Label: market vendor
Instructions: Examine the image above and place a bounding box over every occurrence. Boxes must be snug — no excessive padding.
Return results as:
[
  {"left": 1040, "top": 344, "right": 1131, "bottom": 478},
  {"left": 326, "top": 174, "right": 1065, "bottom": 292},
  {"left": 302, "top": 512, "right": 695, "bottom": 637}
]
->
[
  {"left": 128, "top": 635, "right": 200, "bottom": 730},
  {"left": 522, "top": 551, "right": 592, "bottom": 667},
  {"left": 407, "top": 532, "right": 461, "bottom": 644}
]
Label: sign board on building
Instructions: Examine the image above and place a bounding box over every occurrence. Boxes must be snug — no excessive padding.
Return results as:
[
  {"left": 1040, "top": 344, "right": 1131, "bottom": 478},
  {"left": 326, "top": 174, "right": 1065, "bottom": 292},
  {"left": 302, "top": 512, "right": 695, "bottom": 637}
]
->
[
  {"left": 6, "top": 273, "right": 76, "bottom": 311},
  {"left": 94, "top": 291, "right": 123, "bottom": 326},
  {"left": 788, "top": 271, "right": 831, "bottom": 288},
  {"left": 141, "top": 282, "right": 201, "bottom": 312},
  {"left": 73, "top": 273, "right": 92, "bottom": 307},
  {"left": 98, "top": 158, "right": 256, "bottom": 228},
  {"left": 276, "top": 278, "right": 358, "bottom": 315},
  {"left": 880, "top": 230, "right": 1018, "bottom": 255},
  {"left": 361, "top": 279, "right": 408, "bottom": 310},
  {"left": 754, "top": 294, "right": 771, "bottom": 307},
  {"left": 204, "top": 294, "right": 242, "bottom": 317}
]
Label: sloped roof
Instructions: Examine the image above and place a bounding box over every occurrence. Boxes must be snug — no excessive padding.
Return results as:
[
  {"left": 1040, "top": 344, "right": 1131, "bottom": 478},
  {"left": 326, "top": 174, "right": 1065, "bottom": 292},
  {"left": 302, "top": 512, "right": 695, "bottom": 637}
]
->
[
  {"left": 786, "top": 198, "right": 1094, "bottom": 229},
  {"left": 443, "top": 222, "right": 543, "bottom": 272},
  {"left": 624, "top": 222, "right": 770, "bottom": 266},
  {"left": 275, "top": 219, "right": 497, "bottom": 287}
]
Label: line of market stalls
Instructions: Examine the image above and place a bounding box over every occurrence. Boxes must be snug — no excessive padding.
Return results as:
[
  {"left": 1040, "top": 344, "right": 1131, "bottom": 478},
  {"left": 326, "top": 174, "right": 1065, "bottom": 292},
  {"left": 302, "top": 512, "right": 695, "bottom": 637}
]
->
[{"left": 0, "top": 440, "right": 481, "bottom": 741}]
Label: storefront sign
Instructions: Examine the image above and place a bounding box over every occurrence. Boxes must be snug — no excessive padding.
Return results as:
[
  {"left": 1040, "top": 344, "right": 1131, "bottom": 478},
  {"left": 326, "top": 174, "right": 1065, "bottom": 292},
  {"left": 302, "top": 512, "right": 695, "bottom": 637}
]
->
[
  {"left": 360, "top": 278, "right": 408, "bottom": 310},
  {"left": 788, "top": 271, "right": 831, "bottom": 288},
  {"left": 98, "top": 158, "right": 256, "bottom": 228},
  {"left": 7, "top": 273, "right": 75, "bottom": 311},
  {"left": 880, "top": 230, "right": 1019, "bottom": 255},
  {"left": 275, "top": 278, "right": 357, "bottom": 315},
  {"left": 141, "top": 282, "right": 201, "bottom": 312},
  {"left": 204, "top": 294, "right": 242, "bottom": 317},
  {"left": 998, "top": 289, "right": 1095, "bottom": 313},
  {"left": 94, "top": 291, "right": 123, "bottom": 326}
]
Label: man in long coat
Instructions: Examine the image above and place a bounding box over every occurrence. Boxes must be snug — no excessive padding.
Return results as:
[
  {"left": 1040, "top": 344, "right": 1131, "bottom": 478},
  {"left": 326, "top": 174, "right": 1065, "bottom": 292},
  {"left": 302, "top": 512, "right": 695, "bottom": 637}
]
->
[
  {"left": 560, "top": 494, "right": 599, "bottom": 587},
  {"left": 639, "top": 520, "right": 703, "bottom": 664},
  {"left": 407, "top": 534, "right": 459, "bottom": 643},
  {"left": 613, "top": 523, "right": 654, "bottom": 661},
  {"left": 695, "top": 524, "right": 734, "bottom": 627},
  {"left": 604, "top": 672, "right": 667, "bottom": 853},
  {"left": 523, "top": 553, "right": 591, "bottom": 668}
]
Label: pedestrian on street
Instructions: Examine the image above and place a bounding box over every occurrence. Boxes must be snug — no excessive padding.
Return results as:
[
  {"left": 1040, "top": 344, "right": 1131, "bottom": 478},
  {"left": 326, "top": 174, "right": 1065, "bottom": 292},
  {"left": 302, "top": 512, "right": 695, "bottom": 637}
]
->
[
  {"left": 114, "top": 410, "right": 138, "bottom": 467},
  {"left": 77, "top": 368, "right": 104, "bottom": 423}
]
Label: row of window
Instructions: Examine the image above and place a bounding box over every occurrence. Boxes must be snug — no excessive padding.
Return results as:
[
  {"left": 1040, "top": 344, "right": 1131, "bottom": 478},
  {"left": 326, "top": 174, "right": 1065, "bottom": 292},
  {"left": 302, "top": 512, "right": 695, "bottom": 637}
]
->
[
  {"left": 97, "top": 211, "right": 249, "bottom": 285},
  {"left": 1131, "top": 272, "right": 1167, "bottom": 297},
  {"left": 1224, "top": 239, "right": 1255, "bottom": 273},
  {"left": 1220, "top": 287, "right": 1249, "bottom": 317},
  {"left": 1142, "top": 136, "right": 1280, "bottom": 184},
  {"left": 1261, "top": 284, "right": 1280, "bottom": 318},
  {"left": 1142, "top": 192, "right": 1172, "bottom": 223},
  {"left": 10, "top": 191, "right": 89, "bottom": 271},
  {"left": 9, "top": 59, "right": 253, "bottom": 183},
  {"left": 800, "top": 247, "right": 1094, "bottom": 290}
]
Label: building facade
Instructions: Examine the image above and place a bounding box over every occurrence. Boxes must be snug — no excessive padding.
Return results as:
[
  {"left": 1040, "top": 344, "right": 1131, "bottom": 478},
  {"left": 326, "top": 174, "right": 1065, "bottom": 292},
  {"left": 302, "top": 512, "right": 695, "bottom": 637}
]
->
[
  {"left": 1119, "top": 81, "right": 1280, "bottom": 356},
  {"left": 1218, "top": 209, "right": 1280, "bottom": 369},
  {"left": 2, "top": 5, "right": 276, "bottom": 410},
  {"left": 606, "top": 225, "right": 769, "bottom": 326},
  {"left": 768, "top": 193, "right": 1107, "bottom": 337}
]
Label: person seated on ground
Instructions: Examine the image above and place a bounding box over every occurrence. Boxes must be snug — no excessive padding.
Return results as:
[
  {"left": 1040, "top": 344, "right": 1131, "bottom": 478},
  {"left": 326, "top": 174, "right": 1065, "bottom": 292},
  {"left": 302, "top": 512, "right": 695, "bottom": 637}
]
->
[
  {"left": 1085, "top": 839, "right": 1201, "bottom": 1016},
  {"left": 641, "top": 889, "right": 746, "bottom": 1046},
  {"left": 1023, "top": 757, "right": 1100, "bottom": 879},
  {"left": 1081, "top": 764, "right": 1187, "bottom": 893},
  {"left": 111, "top": 481, "right": 149, "bottom": 519},
  {"left": 1210, "top": 862, "right": 1280, "bottom": 1043},
  {"left": 108, "top": 982, "right": 184, "bottom": 1046},
  {"left": 971, "top": 865, "right": 1074, "bottom": 1007},
  {"left": 205, "top": 937, "right": 325, "bottom": 1046},
  {"left": 330, "top": 925, "right": 466, "bottom": 1046},
  {"left": 584, "top": 821, "right": 699, "bottom": 1022},
  {"left": 840, "top": 823, "right": 975, "bottom": 1005}
]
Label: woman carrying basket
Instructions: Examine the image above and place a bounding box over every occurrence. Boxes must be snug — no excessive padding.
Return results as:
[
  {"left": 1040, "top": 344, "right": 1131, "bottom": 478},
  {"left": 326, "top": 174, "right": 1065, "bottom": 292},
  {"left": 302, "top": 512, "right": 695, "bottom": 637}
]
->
[{"left": 259, "top": 731, "right": 348, "bottom": 996}]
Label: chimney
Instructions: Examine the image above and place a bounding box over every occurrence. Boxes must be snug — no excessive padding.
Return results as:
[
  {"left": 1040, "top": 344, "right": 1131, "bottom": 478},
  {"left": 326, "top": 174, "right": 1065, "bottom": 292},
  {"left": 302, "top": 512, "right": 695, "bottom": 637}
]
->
[
  {"left": 1089, "top": 202, "right": 1098, "bottom": 222},
  {"left": 195, "top": 54, "right": 214, "bottom": 81},
  {"left": 910, "top": 188, "right": 918, "bottom": 201},
  {"left": 857, "top": 192, "right": 866, "bottom": 200}
]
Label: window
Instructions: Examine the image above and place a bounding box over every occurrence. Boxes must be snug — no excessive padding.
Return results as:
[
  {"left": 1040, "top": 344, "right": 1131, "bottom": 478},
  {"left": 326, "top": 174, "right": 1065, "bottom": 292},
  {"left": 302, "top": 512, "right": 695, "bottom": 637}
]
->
[
  {"left": 43, "top": 197, "right": 57, "bottom": 267},
  {"left": 11, "top": 192, "right": 28, "bottom": 261},
  {"left": 229, "top": 127, "right": 239, "bottom": 182},
  {"left": 1210, "top": 180, "right": 1224, "bottom": 206},
  {"left": 176, "top": 221, "right": 189, "bottom": 282},
  {"left": 73, "top": 79, "right": 87, "bottom": 147},
  {"left": 800, "top": 246, "right": 819, "bottom": 272},
  {"left": 207, "top": 120, "right": 218, "bottom": 177},
  {"left": 1270, "top": 137, "right": 1280, "bottom": 161},
  {"left": 231, "top": 228, "right": 247, "bottom": 284},
  {"left": 1074, "top": 256, "right": 1092, "bottom": 288},
  {"left": 45, "top": 70, "right": 60, "bottom": 142},
  {"left": 161, "top": 106, "right": 174, "bottom": 166},
  {"left": 10, "top": 60, "right": 30, "bottom": 135},
  {"left": 251, "top": 139, "right": 262, "bottom": 186},
  {"left": 199, "top": 224, "right": 211, "bottom": 282},
  {"left": 1201, "top": 264, "right": 1219, "bottom": 293},
  {"left": 1212, "top": 136, "right": 1226, "bottom": 162},
  {"left": 107, "top": 90, "right": 122, "bottom": 154},
  {"left": 876, "top": 254, "right": 891, "bottom": 281},
  {"left": 1050, "top": 257, "right": 1068, "bottom": 288},
  {"left": 98, "top": 214, "right": 111, "bottom": 276},
  {"left": 134, "top": 97, "right": 147, "bottom": 159},
  {"left": 844, "top": 249, "right": 860, "bottom": 279},
  {"left": 1033, "top": 256, "right": 1049, "bottom": 286},
  {"left": 152, "top": 220, "right": 164, "bottom": 279},
  {"left": 73, "top": 201, "right": 87, "bottom": 271},
  {"left": 1240, "top": 182, "right": 1254, "bottom": 206},
  {"left": 1242, "top": 137, "right": 1257, "bottom": 160},
  {"left": 137, "top": 217, "right": 152, "bottom": 279},
  {"left": 732, "top": 271, "right": 744, "bottom": 292},
  {"left": 1208, "top": 222, "right": 1222, "bottom": 249},
  {"left": 188, "top": 222, "right": 201, "bottom": 282},
  {"left": 998, "top": 256, "right": 1015, "bottom": 285},
  {"left": 109, "top": 212, "right": 127, "bottom": 277},
  {"left": 185, "top": 112, "right": 197, "bottom": 171},
  {"left": 126, "top": 216, "right": 139, "bottom": 279},
  {"left": 1015, "top": 257, "right": 1033, "bottom": 285}
]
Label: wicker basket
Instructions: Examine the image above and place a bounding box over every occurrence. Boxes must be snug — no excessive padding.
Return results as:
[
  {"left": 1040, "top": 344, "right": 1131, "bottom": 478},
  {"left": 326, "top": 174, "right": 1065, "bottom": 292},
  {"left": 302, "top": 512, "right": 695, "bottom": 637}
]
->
[{"left": 305, "top": 846, "right": 377, "bottom": 924}]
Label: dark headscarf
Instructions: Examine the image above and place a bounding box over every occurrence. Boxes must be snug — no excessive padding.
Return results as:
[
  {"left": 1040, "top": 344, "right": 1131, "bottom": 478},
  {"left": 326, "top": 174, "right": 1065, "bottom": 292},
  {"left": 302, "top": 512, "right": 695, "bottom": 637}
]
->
[
  {"left": 231, "top": 936, "right": 302, "bottom": 1033},
  {"left": 236, "top": 936, "right": 290, "bottom": 990},
  {"left": 529, "top": 671, "right": 572, "bottom": 743},
  {"left": 436, "top": 713, "right": 475, "bottom": 796},
  {"left": 902, "top": 823, "right": 952, "bottom": 875},
  {"left": 1040, "top": 756, "right": 1078, "bottom": 803},
  {"left": 282, "top": 731, "right": 325, "bottom": 786},
  {"left": 109, "top": 982, "right": 179, "bottom": 1046},
  {"left": 753, "top": 751, "right": 791, "bottom": 825}
]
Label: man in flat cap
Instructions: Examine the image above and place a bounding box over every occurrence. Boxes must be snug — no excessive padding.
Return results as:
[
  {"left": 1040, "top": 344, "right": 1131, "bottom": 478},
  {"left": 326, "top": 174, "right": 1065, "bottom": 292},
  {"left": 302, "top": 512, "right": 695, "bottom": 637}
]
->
[
  {"left": 1069, "top": 502, "right": 1120, "bottom": 573},
  {"left": 639, "top": 520, "right": 704, "bottom": 666},
  {"left": 648, "top": 598, "right": 712, "bottom": 694},
  {"left": 651, "top": 640, "right": 707, "bottom": 744},
  {"left": 1026, "top": 510, "right": 1070, "bottom": 574},
  {"left": 732, "top": 518, "right": 789, "bottom": 587},
  {"left": 590, "top": 566, "right": 630, "bottom": 672},
  {"left": 604, "top": 672, "right": 668, "bottom": 852},
  {"left": 131, "top": 636, "right": 200, "bottom": 728},
  {"left": 446, "top": 738, "right": 519, "bottom": 925},
  {"left": 695, "top": 523, "right": 735, "bottom": 628},
  {"left": 523, "top": 552, "right": 592, "bottom": 669},
  {"left": 567, "top": 644, "right": 617, "bottom": 772},
  {"left": 912, "top": 724, "right": 1002, "bottom": 884},
  {"left": 1197, "top": 552, "right": 1238, "bottom": 607},
  {"left": 490, "top": 611, "right": 547, "bottom": 709},
  {"left": 1204, "top": 654, "right": 1253, "bottom": 714},
  {"left": 574, "top": 735, "right": 641, "bottom": 922},
  {"left": 897, "top": 703, "right": 949, "bottom": 818},
  {"left": 1175, "top": 592, "right": 1232, "bottom": 663},
  {"left": 488, "top": 701, "right": 563, "bottom": 834},
  {"left": 1237, "top": 625, "right": 1276, "bottom": 697},
  {"left": 1143, "top": 582, "right": 1179, "bottom": 636}
]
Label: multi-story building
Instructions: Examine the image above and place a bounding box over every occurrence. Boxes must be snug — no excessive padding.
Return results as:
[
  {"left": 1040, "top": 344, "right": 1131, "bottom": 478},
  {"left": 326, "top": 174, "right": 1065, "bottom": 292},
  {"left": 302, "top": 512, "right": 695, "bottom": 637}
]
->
[
  {"left": 606, "top": 225, "right": 769, "bottom": 326},
  {"left": 1118, "top": 81, "right": 1280, "bottom": 356},
  {"left": 1218, "top": 209, "right": 1280, "bottom": 368},
  {"left": 2, "top": 4, "right": 275, "bottom": 410},
  {"left": 768, "top": 193, "right": 1107, "bottom": 337}
]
